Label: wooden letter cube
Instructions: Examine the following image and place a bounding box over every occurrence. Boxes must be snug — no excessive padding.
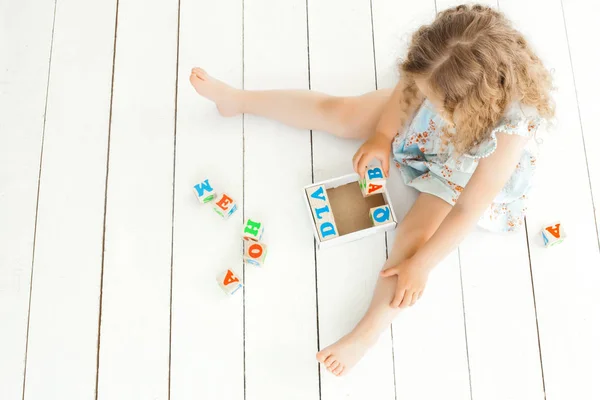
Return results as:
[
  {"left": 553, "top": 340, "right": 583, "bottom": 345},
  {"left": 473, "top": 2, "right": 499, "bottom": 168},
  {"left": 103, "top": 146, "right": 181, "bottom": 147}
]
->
[
  {"left": 306, "top": 184, "right": 339, "bottom": 241},
  {"left": 244, "top": 240, "right": 268, "bottom": 267},
  {"left": 243, "top": 218, "right": 264, "bottom": 241},
  {"left": 370, "top": 205, "right": 392, "bottom": 226},
  {"left": 359, "top": 166, "right": 386, "bottom": 197},
  {"left": 193, "top": 179, "right": 216, "bottom": 204},
  {"left": 213, "top": 193, "right": 237, "bottom": 219},
  {"left": 541, "top": 222, "right": 566, "bottom": 247},
  {"left": 217, "top": 269, "right": 243, "bottom": 295}
]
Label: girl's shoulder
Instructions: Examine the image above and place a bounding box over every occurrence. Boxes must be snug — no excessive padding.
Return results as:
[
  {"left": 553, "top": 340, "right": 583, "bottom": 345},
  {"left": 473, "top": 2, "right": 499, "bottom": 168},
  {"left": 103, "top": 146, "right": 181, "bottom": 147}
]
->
[{"left": 464, "top": 101, "right": 544, "bottom": 159}]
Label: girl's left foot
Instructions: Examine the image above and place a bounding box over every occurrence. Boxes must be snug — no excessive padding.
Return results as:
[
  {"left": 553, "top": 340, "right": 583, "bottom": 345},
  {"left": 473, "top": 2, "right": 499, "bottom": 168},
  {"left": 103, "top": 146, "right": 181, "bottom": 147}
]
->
[
  {"left": 316, "top": 331, "right": 376, "bottom": 376},
  {"left": 189, "top": 67, "right": 241, "bottom": 117}
]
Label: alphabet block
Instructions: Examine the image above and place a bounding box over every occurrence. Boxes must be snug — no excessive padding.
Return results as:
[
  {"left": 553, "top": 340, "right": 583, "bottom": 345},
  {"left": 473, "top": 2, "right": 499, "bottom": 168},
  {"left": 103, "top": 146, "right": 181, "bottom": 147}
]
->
[
  {"left": 370, "top": 205, "right": 392, "bottom": 226},
  {"left": 193, "top": 179, "right": 216, "bottom": 204},
  {"left": 541, "top": 222, "right": 566, "bottom": 247},
  {"left": 244, "top": 240, "right": 268, "bottom": 267},
  {"left": 306, "top": 184, "right": 339, "bottom": 241},
  {"left": 243, "top": 218, "right": 264, "bottom": 241},
  {"left": 213, "top": 193, "right": 237, "bottom": 219},
  {"left": 359, "top": 166, "right": 386, "bottom": 197},
  {"left": 217, "top": 269, "right": 243, "bottom": 295}
]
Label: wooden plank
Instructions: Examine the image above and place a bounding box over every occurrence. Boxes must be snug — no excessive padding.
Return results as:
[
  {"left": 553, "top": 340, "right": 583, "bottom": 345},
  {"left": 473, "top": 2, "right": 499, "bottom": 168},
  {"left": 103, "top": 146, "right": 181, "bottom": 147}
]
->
[
  {"left": 307, "top": 0, "right": 395, "bottom": 398},
  {"left": 562, "top": 0, "right": 600, "bottom": 244},
  {"left": 371, "top": 1, "right": 472, "bottom": 399},
  {"left": 0, "top": 1, "right": 56, "bottom": 398},
  {"left": 19, "top": 0, "right": 116, "bottom": 398},
  {"left": 169, "top": 0, "right": 244, "bottom": 398},
  {"left": 243, "top": 1, "right": 320, "bottom": 399},
  {"left": 498, "top": 0, "right": 600, "bottom": 398},
  {"left": 430, "top": 1, "right": 546, "bottom": 399},
  {"left": 96, "top": 0, "right": 178, "bottom": 398}
]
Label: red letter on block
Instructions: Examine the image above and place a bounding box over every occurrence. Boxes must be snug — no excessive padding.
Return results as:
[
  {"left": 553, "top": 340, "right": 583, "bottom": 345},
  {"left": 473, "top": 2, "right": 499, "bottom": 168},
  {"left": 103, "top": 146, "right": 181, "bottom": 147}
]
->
[
  {"left": 248, "top": 243, "right": 263, "bottom": 259},
  {"left": 223, "top": 270, "right": 239, "bottom": 285},
  {"left": 368, "top": 183, "right": 383, "bottom": 194},
  {"left": 216, "top": 194, "right": 233, "bottom": 211},
  {"left": 545, "top": 224, "right": 561, "bottom": 239}
]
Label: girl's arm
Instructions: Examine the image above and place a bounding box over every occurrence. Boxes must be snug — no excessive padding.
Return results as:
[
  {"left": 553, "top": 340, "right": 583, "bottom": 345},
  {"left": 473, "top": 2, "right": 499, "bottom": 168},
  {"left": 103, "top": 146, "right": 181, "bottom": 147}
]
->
[
  {"left": 353, "top": 79, "right": 423, "bottom": 177},
  {"left": 382, "top": 132, "right": 530, "bottom": 307}
]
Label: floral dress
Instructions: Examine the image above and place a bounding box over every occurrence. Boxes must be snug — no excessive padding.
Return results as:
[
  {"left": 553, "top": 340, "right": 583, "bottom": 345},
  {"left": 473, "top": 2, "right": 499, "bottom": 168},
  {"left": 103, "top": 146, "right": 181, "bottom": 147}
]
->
[{"left": 392, "top": 100, "right": 543, "bottom": 232}]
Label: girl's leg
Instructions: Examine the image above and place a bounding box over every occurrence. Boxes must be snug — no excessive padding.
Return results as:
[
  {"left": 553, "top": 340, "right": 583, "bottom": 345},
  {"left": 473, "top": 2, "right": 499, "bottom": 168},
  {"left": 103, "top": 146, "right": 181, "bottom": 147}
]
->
[
  {"left": 189, "top": 68, "right": 392, "bottom": 139},
  {"left": 317, "top": 193, "right": 452, "bottom": 376}
]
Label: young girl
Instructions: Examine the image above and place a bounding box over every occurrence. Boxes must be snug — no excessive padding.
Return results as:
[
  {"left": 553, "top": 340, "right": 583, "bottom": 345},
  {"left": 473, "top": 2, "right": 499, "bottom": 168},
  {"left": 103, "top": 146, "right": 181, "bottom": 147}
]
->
[{"left": 190, "top": 4, "right": 553, "bottom": 377}]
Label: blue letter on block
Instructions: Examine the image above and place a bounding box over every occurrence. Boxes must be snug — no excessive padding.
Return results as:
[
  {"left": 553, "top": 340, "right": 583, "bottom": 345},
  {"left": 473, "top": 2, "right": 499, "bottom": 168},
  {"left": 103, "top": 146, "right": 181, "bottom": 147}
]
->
[
  {"left": 373, "top": 206, "right": 390, "bottom": 223},
  {"left": 320, "top": 222, "right": 337, "bottom": 238},
  {"left": 367, "top": 167, "right": 383, "bottom": 180},
  {"left": 194, "top": 179, "right": 213, "bottom": 196},
  {"left": 314, "top": 205, "right": 330, "bottom": 220},
  {"left": 310, "top": 186, "right": 327, "bottom": 201}
]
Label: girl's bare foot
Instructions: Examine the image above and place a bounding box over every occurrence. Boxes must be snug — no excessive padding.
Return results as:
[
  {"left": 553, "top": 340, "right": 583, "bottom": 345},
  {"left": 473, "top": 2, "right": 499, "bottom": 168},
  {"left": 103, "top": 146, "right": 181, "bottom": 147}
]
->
[
  {"left": 189, "top": 68, "right": 241, "bottom": 117},
  {"left": 316, "top": 330, "right": 376, "bottom": 377}
]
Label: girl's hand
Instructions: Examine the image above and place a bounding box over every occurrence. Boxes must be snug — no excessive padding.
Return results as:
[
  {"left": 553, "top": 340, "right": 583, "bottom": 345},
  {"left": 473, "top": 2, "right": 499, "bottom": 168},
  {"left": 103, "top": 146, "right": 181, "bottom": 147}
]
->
[
  {"left": 352, "top": 132, "right": 392, "bottom": 178},
  {"left": 380, "top": 257, "right": 430, "bottom": 308}
]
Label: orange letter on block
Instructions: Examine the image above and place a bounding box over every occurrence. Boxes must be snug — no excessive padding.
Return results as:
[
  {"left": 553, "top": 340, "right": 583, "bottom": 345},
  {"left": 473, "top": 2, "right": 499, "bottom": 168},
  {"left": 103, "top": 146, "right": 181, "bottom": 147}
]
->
[
  {"left": 545, "top": 224, "right": 561, "bottom": 239},
  {"left": 216, "top": 194, "right": 233, "bottom": 211},
  {"left": 223, "top": 270, "right": 239, "bottom": 285},
  {"left": 248, "top": 243, "right": 263, "bottom": 259},
  {"left": 368, "top": 183, "right": 383, "bottom": 194}
]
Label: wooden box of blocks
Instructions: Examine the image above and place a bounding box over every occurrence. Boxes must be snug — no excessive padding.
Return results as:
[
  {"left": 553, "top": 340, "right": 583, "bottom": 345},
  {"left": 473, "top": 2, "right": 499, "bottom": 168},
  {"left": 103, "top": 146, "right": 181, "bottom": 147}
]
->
[
  {"left": 304, "top": 173, "right": 397, "bottom": 249},
  {"left": 541, "top": 222, "right": 566, "bottom": 247}
]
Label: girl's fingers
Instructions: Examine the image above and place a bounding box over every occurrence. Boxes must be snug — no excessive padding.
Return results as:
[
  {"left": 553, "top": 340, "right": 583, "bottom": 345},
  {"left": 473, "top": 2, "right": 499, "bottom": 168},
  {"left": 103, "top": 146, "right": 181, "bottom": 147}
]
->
[
  {"left": 380, "top": 268, "right": 397, "bottom": 277},
  {"left": 357, "top": 153, "right": 373, "bottom": 178},
  {"left": 417, "top": 290, "right": 424, "bottom": 300},
  {"left": 409, "top": 292, "right": 419, "bottom": 306},
  {"left": 352, "top": 150, "right": 363, "bottom": 172},
  {"left": 391, "top": 289, "right": 406, "bottom": 308},
  {"left": 399, "top": 290, "right": 414, "bottom": 308},
  {"left": 380, "top": 154, "right": 390, "bottom": 178}
]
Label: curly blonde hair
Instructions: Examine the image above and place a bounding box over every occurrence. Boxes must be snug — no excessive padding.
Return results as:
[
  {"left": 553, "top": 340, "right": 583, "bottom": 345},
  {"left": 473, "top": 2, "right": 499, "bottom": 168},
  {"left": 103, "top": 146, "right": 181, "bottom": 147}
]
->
[{"left": 400, "top": 4, "right": 554, "bottom": 154}]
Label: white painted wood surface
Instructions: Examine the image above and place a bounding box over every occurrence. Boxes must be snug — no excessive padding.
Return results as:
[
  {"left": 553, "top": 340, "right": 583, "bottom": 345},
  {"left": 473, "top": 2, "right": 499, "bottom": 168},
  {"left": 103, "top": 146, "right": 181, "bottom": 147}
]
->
[
  {"left": 500, "top": 0, "right": 600, "bottom": 399},
  {"left": 307, "top": 1, "right": 395, "bottom": 399},
  {"left": 169, "top": 1, "right": 244, "bottom": 399},
  {"left": 22, "top": 0, "right": 116, "bottom": 399},
  {"left": 0, "top": 1, "right": 55, "bottom": 399},
  {"left": 372, "top": 2, "right": 471, "bottom": 399},
  {"left": 433, "top": 2, "right": 546, "bottom": 399},
  {"left": 96, "top": 0, "right": 178, "bottom": 398},
  {"left": 1, "top": 1, "right": 599, "bottom": 399},
  {"left": 243, "top": 0, "right": 321, "bottom": 399},
  {"left": 563, "top": 0, "right": 600, "bottom": 242}
]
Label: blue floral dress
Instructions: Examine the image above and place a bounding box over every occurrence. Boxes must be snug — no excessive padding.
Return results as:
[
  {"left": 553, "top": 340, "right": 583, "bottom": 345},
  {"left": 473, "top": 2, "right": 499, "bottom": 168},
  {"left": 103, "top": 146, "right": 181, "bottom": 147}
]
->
[{"left": 392, "top": 100, "right": 543, "bottom": 232}]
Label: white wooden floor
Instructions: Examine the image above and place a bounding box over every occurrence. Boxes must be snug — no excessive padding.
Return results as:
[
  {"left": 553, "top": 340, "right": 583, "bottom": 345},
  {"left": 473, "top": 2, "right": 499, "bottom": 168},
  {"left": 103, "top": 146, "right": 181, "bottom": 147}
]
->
[{"left": 1, "top": 0, "right": 599, "bottom": 399}]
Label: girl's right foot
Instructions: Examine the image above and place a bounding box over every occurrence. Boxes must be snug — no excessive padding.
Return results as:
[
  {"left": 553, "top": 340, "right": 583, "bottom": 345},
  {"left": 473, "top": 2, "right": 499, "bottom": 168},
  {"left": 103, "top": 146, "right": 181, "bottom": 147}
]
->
[{"left": 189, "top": 68, "right": 241, "bottom": 117}]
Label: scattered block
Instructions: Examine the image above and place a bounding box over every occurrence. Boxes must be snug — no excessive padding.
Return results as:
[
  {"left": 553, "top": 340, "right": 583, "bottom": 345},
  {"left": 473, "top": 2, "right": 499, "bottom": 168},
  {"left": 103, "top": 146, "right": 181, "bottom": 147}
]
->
[
  {"left": 541, "top": 222, "right": 566, "bottom": 247},
  {"left": 217, "top": 269, "right": 243, "bottom": 295},
  {"left": 370, "top": 205, "right": 392, "bottom": 226},
  {"left": 243, "top": 218, "right": 264, "bottom": 241},
  {"left": 244, "top": 240, "right": 268, "bottom": 267},
  {"left": 359, "top": 166, "right": 386, "bottom": 197},
  {"left": 193, "top": 179, "right": 216, "bottom": 204},
  {"left": 213, "top": 193, "right": 237, "bottom": 219},
  {"left": 306, "top": 184, "right": 339, "bottom": 241}
]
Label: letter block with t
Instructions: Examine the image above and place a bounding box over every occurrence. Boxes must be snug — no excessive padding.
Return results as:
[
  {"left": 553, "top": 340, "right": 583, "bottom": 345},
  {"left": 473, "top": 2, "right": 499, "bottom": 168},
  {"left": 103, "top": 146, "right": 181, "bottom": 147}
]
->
[
  {"left": 306, "top": 184, "right": 339, "bottom": 241},
  {"left": 370, "top": 205, "right": 391, "bottom": 226},
  {"left": 359, "top": 166, "right": 386, "bottom": 197},
  {"left": 193, "top": 179, "right": 216, "bottom": 204},
  {"left": 242, "top": 218, "right": 264, "bottom": 241},
  {"left": 244, "top": 240, "right": 268, "bottom": 267},
  {"left": 541, "top": 222, "right": 566, "bottom": 247},
  {"left": 213, "top": 193, "right": 238, "bottom": 219},
  {"left": 217, "top": 269, "right": 243, "bottom": 295}
]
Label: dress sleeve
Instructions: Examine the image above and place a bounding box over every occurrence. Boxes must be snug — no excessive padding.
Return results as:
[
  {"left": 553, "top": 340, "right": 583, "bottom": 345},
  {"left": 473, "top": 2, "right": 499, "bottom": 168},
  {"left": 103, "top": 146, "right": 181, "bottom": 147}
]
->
[{"left": 463, "top": 102, "right": 543, "bottom": 159}]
